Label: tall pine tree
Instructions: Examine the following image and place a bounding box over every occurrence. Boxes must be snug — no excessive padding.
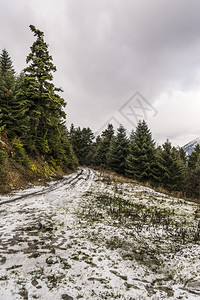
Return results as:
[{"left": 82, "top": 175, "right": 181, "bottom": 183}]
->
[
  {"left": 125, "top": 120, "right": 156, "bottom": 182},
  {"left": 16, "top": 25, "right": 76, "bottom": 168},
  {"left": 186, "top": 144, "right": 200, "bottom": 198},
  {"left": 154, "top": 140, "right": 185, "bottom": 191},
  {"left": 0, "top": 48, "right": 15, "bottom": 76},
  {"left": 20, "top": 25, "right": 66, "bottom": 153},
  {"left": 19, "top": 25, "right": 69, "bottom": 161},
  {"left": 0, "top": 49, "right": 27, "bottom": 139},
  {"left": 69, "top": 125, "right": 94, "bottom": 165},
  {"left": 188, "top": 144, "right": 200, "bottom": 169},
  {"left": 94, "top": 123, "right": 114, "bottom": 168},
  {"left": 107, "top": 125, "right": 129, "bottom": 175},
  {"left": 191, "top": 156, "right": 200, "bottom": 198}
]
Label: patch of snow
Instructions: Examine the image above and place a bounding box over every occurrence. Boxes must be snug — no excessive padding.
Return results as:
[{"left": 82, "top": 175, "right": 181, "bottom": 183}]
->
[{"left": 0, "top": 168, "right": 200, "bottom": 299}]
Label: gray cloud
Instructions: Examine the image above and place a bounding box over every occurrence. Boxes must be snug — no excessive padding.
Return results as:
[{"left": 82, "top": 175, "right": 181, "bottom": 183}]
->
[{"left": 1, "top": 0, "right": 200, "bottom": 145}]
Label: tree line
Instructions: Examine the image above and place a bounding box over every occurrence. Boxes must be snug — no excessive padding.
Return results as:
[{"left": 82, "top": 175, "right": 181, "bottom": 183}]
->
[
  {"left": 0, "top": 25, "right": 76, "bottom": 173},
  {"left": 69, "top": 121, "right": 200, "bottom": 199},
  {"left": 0, "top": 25, "right": 199, "bottom": 200}
]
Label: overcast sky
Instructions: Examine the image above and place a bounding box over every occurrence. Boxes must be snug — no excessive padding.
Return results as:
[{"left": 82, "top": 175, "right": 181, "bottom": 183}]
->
[{"left": 1, "top": 0, "right": 200, "bottom": 146}]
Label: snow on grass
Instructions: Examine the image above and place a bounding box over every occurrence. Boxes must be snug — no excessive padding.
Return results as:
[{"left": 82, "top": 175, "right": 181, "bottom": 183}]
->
[{"left": 0, "top": 168, "right": 200, "bottom": 299}]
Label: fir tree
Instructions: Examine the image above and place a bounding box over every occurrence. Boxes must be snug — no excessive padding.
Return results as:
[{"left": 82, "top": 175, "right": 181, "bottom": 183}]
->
[
  {"left": 0, "top": 48, "right": 15, "bottom": 76},
  {"left": 95, "top": 135, "right": 101, "bottom": 147},
  {"left": 186, "top": 144, "right": 200, "bottom": 198},
  {"left": 0, "top": 49, "right": 15, "bottom": 109},
  {"left": 94, "top": 123, "right": 114, "bottom": 168},
  {"left": 20, "top": 25, "right": 66, "bottom": 155},
  {"left": 178, "top": 147, "right": 187, "bottom": 165},
  {"left": 69, "top": 126, "right": 95, "bottom": 165},
  {"left": 0, "top": 49, "right": 16, "bottom": 135},
  {"left": 129, "top": 129, "right": 135, "bottom": 143},
  {"left": 50, "top": 124, "right": 77, "bottom": 169},
  {"left": 107, "top": 125, "right": 129, "bottom": 175},
  {"left": 188, "top": 144, "right": 200, "bottom": 169},
  {"left": 154, "top": 140, "right": 185, "bottom": 191},
  {"left": 191, "top": 156, "right": 200, "bottom": 198},
  {"left": 125, "top": 120, "right": 156, "bottom": 182},
  {"left": 0, "top": 49, "right": 27, "bottom": 139}
]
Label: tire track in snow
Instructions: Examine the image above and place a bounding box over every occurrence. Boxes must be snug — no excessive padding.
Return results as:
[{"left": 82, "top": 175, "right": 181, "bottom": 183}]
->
[{"left": 0, "top": 168, "right": 94, "bottom": 206}]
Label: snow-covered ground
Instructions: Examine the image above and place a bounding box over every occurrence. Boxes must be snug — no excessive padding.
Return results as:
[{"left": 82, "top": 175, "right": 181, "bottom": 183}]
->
[{"left": 0, "top": 168, "right": 200, "bottom": 299}]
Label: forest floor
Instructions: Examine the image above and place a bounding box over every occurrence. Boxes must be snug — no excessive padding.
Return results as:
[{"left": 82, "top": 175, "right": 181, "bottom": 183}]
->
[{"left": 0, "top": 168, "right": 200, "bottom": 299}]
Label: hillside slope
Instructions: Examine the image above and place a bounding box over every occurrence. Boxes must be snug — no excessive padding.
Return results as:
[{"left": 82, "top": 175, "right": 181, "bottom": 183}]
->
[
  {"left": 0, "top": 131, "right": 75, "bottom": 193},
  {"left": 0, "top": 168, "right": 200, "bottom": 299}
]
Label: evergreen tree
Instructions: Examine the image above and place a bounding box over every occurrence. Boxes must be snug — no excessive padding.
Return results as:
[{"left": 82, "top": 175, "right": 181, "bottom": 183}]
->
[
  {"left": 191, "top": 156, "right": 200, "bottom": 198},
  {"left": 125, "top": 120, "right": 156, "bottom": 182},
  {"left": 188, "top": 144, "right": 200, "bottom": 169},
  {"left": 129, "top": 129, "right": 135, "bottom": 143},
  {"left": 154, "top": 140, "right": 185, "bottom": 191},
  {"left": 0, "top": 49, "right": 27, "bottom": 139},
  {"left": 178, "top": 147, "right": 187, "bottom": 165},
  {"left": 94, "top": 123, "right": 114, "bottom": 168},
  {"left": 0, "top": 48, "right": 15, "bottom": 76},
  {"left": 107, "top": 125, "right": 129, "bottom": 175},
  {"left": 20, "top": 25, "right": 66, "bottom": 155},
  {"left": 69, "top": 126, "right": 95, "bottom": 165},
  {"left": 51, "top": 124, "right": 77, "bottom": 169},
  {"left": 185, "top": 144, "right": 200, "bottom": 198},
  {"left": 95, "top": 135, "right": 101, "bottom": 147}
]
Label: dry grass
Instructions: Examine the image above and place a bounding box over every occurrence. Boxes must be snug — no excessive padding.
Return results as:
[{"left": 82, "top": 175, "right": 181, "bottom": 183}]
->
[
  {"left": 93, "top": 167, "right": 200, "bottom": 204},
  {"left": 92, "top": 166, "right": 135, "bottom": 184},
  {"left": 144, "top": 182, "right": 200, "bottom": 204}
]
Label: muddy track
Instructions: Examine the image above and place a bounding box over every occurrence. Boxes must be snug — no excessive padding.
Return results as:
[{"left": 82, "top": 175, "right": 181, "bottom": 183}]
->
[
  {"left": 0, "top": 168, "right": 93, "bottom": 206},
  {"left": 0, "top": 167, "right": 98, "bottom": 299}
]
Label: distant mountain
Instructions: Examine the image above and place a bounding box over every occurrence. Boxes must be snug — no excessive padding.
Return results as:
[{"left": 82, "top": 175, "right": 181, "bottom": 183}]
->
[{"left": 183, "top": 137, "right": 200, "bottom": 156}]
